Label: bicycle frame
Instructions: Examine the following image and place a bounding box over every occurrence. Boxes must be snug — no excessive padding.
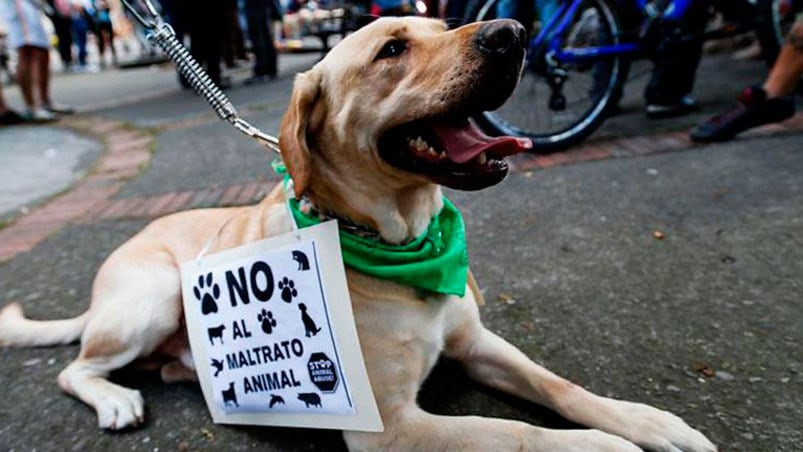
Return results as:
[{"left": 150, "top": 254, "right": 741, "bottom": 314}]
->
[{"left": 531, "top": 0, "right": 696, "bottom": 65}]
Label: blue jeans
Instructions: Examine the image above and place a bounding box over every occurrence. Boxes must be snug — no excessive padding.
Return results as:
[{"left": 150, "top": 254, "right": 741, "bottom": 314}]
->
[
  {"left": 496, "top": 0, "right": 558, "bottom": 22},
  {"left": 71, "top": 17, "right": 88, "bottom": 66}
]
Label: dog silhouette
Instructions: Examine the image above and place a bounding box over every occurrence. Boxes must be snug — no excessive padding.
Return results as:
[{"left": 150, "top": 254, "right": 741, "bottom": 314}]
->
[
  {"left": 297, "top": 392, "right": 321, "bottom": 408},
  {"left": 207, "top": 324, "right": 226, "bottom": 345},
  {"left": 269, "top": 394, "right": 285, "bottom": 408},
  {"left": 292, "top": 250, "right": 310, "bottom": 270},
  {"left": 211, "top": 358, "right": 224, "bottom": 377},
  {"left": 298, "top": 303, "right": 321, "bottom": 337},
  {"left": 222, "top": 382, "right": 238, "bottom": 407}
]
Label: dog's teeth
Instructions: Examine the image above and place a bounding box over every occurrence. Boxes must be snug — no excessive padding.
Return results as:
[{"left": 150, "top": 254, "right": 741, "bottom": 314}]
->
[
  {"left": 478, "top": 152, "right": 487, "bottom": 165},
  {"left": 416, "top": 137, "right": 429, "bottom": 152},
  {"left": 427, "top": 146, "right": 438, "bottom": 157}
]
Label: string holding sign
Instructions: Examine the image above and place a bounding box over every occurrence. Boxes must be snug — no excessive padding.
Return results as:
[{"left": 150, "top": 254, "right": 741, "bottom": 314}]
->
[{"left": 119, "top": 0, "right": 282, "bottom": 155}]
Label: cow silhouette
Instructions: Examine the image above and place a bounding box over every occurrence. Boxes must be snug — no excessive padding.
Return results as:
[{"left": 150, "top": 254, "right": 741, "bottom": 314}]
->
[
  {"left": 297, "top": 392, "right": 322, "bottom": 408},
  {"left": 222, "top": 382, "right": 238, "bottom": 407},
  {"left": 207, "top": 324, "right": 226, "bottom": 345}
]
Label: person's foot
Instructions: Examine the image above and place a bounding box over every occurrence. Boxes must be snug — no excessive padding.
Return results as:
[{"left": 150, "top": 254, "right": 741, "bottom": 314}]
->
[
  {"left": 21, "top": 108, "right": 58, "bottom": 123},
  {"left": 690, "top": 86, "right": 795, "bottom": 142},
  {"left": 646, "top": 95, "right": 699, "bottom": 119},
  {"left": 44, "top": 102, "right": 75, "bottom": 115},
  {"left": 0, "top": 109, "right": 25, "bottom": 126}
]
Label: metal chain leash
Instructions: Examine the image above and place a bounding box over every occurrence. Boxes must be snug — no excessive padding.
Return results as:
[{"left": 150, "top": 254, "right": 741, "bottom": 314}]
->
[{"left": 120, "top": 0, "right": 281, "bottom": 154}]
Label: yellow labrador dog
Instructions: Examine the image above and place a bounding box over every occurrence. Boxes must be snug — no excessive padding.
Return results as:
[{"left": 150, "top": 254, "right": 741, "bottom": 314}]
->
[{"left": 0, "top": 17, "right": 716, "bottom": 451}]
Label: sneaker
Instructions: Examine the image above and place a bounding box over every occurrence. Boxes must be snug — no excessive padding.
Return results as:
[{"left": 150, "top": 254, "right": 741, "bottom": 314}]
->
[
  {"left": 0, "top": 109, "right": 25, "bottom": 126},
  {"left": 646, "top": 95, "right": 699, "bottom": 119},
  {"left": 21, "top": 108, "right": 58, "bottom": 123},
  {"left": 690, "top": 86, "right": 795, "bottom": 142},
  {"left": 44, "top": 102, "right": 75, "bottom": 115}
]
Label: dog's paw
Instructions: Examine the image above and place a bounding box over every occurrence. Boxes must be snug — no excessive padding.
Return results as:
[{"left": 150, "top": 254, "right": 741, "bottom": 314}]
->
[
  {"left": 611, "top": 401, "right": 717, "bottom": 452},
  {"left": 96, "top": 387, "right": 145, "bottom": 430},
  {"left": 193, "top": 273, "right": 220, "bottom": 315},
  {"left": 278, "top": 277, "right": 298, "bottom": 303}
]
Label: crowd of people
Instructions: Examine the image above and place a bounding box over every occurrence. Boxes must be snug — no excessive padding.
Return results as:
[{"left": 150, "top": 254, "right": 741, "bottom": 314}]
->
[{"left": 1, "top": 0, "right": 801, "bottom": 141}]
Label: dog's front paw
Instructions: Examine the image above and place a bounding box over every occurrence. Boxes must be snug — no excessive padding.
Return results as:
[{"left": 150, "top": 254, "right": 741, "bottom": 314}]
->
[
  {"left": 96, "top": 387, "right": 145, "bottom": 430},
  {"left": 611, "top": 401, "right": 716, "bottom": 452}
]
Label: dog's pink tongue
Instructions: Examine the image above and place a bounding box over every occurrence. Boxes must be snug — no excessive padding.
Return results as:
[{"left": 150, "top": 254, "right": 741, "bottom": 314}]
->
[{"left": 432, "top": 121, "right": 532, "bottom": 164}]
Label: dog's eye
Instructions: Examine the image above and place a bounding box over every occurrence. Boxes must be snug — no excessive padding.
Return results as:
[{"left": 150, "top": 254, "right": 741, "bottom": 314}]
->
[{"left": 375, "top": 40, "right": 407, "bottom": 60}]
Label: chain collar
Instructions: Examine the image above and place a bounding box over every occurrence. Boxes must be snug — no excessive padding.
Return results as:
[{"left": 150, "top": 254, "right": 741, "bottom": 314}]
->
[{"left": 297, "top": 196, "right": 391, "bottom": 243}]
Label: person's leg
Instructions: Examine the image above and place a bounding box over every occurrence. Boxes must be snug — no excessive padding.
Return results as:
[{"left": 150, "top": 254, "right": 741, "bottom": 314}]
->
[
  {"left": 246, "top": 1, "right": 268, "bottom": 78},
  {"left": 644, "top": 0, "right": 709, "bottom": 116},
  {"left": 15, "top": 46, "right": 36, "bottom": 110},
  {"left": 73, "top": 17, "right": 88, "bottom": 67},
  {"left": 54, "top": 16, "right": 73, "bottom": 68},
  {"left": 94, "top": 23, "right": 106, "bottom": 65},
  {"left": 690, "top": 19, "right": 802, "bottom": 141},
  {"left": 764, "top": 19, "right": 803, "bottom": 97},
  {"left": 105, "top": 22, "right": 117, "bottom": 64},
  {"left": 33, "top": 47, "right": 51, "bottom": 106},
  {"left": 264, "top": 9, "right": 277, "bottom": 77}
]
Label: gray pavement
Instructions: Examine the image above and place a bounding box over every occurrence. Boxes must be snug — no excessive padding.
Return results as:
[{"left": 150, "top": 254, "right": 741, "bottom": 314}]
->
[
  {"left": 0, "top": 49, "right": 802, "bottom": 451},
  {"left": 0, "top": 126, "right": 101, "bottom": 219}
]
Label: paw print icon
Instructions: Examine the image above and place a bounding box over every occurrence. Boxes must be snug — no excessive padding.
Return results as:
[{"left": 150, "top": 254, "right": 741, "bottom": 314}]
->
[
  {"left": 278, "top": 277, "right": 298, "bottom": 303},
  {"left": 193, "top": 273, "right": 220, "bottom": 315},
  {"left": 257, "top": 309, "right": 277, "bottom": 334}
]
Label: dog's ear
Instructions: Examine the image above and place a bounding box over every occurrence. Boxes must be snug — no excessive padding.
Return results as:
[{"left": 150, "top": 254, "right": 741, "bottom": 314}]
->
[{"left": 280, "top": 70, "right": 321, "bottom": 198}]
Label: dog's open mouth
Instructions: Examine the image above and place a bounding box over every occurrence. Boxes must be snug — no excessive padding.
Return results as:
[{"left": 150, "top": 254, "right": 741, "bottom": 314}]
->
[{"left": 378, "top": 118, "right": 532, "bottom": 190}]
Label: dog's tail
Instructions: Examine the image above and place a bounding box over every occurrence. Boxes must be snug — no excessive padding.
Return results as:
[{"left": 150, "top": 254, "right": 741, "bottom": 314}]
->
[{"left": 0, "top": 302, "right": 89, "bottom": 347}]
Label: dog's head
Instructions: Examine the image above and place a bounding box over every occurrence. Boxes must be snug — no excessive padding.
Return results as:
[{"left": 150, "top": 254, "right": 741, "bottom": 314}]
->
[{"left": 280, "top": 17, "right": 530, "bottom": 240}]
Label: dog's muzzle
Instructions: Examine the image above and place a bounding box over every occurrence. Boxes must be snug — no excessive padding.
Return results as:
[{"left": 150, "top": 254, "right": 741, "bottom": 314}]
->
[{"left": 474, "top": 20, "right": 527, "bottom": 61}]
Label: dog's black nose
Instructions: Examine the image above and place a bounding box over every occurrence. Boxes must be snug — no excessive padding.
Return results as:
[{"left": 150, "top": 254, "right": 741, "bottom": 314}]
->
[{"left": 474, "top": 20, "right": 527, "bottom": 57}]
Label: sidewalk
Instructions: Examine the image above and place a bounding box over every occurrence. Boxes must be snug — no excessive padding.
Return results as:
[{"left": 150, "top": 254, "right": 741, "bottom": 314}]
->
[{"left": 0, "top": 52, "right": 801, "bottom": 451}]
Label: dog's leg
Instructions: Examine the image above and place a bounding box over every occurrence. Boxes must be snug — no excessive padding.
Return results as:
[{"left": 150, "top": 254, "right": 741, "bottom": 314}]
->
[
  {"left": 343, "top": 406, "right": 639, "bottom": 452},
  {"left": 160, "top": 360, "right": 198, "bottom": 383},
  {"left": 444, "top": 303, "right": 716, "bottom": 452},
  {"left": 58, "top": 262, "right": 182, "bottom": 430}
]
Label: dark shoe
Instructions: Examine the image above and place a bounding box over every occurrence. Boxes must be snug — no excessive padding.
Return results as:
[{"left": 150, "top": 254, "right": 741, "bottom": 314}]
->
[
  {"left": 690, "top": 86, "right": 795, "bottom": 142},
  {"left": 646, "top": 95, "right": 699, "bottom": 119},
  {"left": 0, "top": 109, "right": 25, "bottom": 125}
]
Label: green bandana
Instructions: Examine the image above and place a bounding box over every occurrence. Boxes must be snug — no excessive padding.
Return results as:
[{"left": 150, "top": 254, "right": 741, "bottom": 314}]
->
[{"left": 287, "top": 195, "right": 469, "bottom": 297}]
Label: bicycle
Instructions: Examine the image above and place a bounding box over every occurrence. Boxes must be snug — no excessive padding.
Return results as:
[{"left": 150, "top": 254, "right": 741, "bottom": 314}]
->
[{"left": 467, "top": 0, "right": 800, "bottom": 152}]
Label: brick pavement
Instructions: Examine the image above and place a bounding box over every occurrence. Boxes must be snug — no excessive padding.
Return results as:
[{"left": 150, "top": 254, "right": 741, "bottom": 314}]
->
[{"left": 1, "top": 112, "right": 802, "bottom": 263}]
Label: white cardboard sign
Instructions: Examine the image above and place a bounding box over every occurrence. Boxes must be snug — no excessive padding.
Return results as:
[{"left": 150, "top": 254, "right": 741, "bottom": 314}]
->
[{"left": 180, "top": 220, "right": 383, "bottom": 432}]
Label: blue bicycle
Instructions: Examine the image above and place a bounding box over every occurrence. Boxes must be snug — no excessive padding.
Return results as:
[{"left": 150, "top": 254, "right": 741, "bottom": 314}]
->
[{"left": 469, "top": 0, "right": 799, "bottom": 152}]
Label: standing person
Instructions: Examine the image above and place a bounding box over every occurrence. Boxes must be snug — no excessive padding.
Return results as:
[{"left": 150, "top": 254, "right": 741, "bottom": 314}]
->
[
  {"left": 91, "top": 0, "right": 116, "bottom": 67},
  {"left": 69, "top": 0, "right": 91, "bottom": 71},
  {"left": 0, "top": 83, "right": 24, "bottom": 125},
  {"left": 45, "top": 0, "right": 74, "bottom": 71},
  {"left": 243, "top": 0, "right": 278, "bottom": 84},
  {"left": 188, "top": 0, "right": 226, "bottom": 87},
  {"left": 0, "top": 0, "right": 74, "bottom": 121}
]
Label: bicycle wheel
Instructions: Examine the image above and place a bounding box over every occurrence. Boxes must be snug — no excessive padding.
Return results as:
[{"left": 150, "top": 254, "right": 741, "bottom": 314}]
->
[{"left": 473, "top": 0, "right": 624, "bottom": 153}]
